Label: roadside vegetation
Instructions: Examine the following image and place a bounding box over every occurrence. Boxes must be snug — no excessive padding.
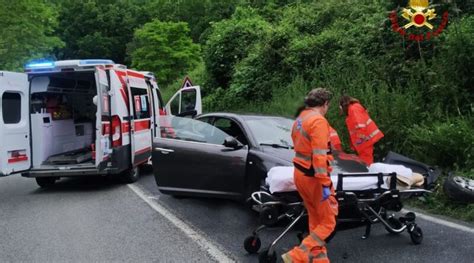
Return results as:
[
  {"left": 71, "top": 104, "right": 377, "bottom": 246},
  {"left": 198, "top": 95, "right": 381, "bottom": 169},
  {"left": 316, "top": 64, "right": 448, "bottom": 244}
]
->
[{"left": 0, "top": 0, "right": 472, "bottom": 221}]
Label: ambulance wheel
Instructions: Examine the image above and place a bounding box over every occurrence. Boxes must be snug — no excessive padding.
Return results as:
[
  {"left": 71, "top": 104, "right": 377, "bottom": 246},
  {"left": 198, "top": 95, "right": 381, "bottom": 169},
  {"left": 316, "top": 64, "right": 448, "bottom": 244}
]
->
[
  {"left": 258, "top": 249, "right": 277, "bottom": 263},
  {"left": 121, "top": 166, "right": 139, "bottom": 184},
  {"left": 36, "top": 177, "right": 56, "bottom": 188},
  {"left": 244, "top": 235, "right": 261, "bottom": 254},
  {"left": 409, "top": 225, "right": 423, "bottom": 245}
]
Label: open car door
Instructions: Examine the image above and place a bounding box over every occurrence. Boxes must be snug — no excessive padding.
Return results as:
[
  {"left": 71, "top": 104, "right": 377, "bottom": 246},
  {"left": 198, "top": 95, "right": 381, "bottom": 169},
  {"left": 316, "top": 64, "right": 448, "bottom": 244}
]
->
[
  {"left": 94, "top": 68, "right": 112, "bottom": 170},
  {"left": 0, "top": 72, "right": 31, "bottom": 176},
  {"left": 165, "top": 86, "right": 202, "bottom": 117}
]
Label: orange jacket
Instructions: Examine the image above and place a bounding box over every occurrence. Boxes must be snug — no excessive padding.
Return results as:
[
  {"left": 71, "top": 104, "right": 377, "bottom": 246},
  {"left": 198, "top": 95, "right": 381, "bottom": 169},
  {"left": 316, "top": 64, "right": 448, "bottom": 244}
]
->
[
  {"left": 292, "top": 109, "right": 332, "bottom": 187},
  {"left": 345, "top": 103, "right": 384, "bottom": 152},
  {"left": 329, "top": 125, "right": 342, "bottom": 151}
]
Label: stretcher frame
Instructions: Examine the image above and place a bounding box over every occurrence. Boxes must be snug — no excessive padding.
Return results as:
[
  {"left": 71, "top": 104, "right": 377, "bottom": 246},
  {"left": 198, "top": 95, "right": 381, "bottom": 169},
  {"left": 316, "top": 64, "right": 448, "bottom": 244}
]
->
[{"left": 244, "top": 172, "right": 432, "bottom": 262}]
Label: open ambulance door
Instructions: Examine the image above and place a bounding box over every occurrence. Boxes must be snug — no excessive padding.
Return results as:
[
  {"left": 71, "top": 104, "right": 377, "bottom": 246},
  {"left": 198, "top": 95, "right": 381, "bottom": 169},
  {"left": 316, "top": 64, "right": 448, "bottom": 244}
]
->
[
  {"left": 94, "top": 68, "right": 112, "bottom": 170},
  {"left": 0, "top": 72, "right": 31, "bottom": 176},
  {"left": 165, "top": 86, "right": 202, "bottom": 117}
]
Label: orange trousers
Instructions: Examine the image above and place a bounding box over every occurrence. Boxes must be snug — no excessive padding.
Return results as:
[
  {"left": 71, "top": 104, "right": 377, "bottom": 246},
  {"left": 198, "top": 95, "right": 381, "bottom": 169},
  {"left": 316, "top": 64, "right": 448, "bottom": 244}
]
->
[
  {"left": 282, "top": 170, "right": 338, "bottom": 263},
  {"left": 357, "top": 145, "right": 374, "bottom": 165}
]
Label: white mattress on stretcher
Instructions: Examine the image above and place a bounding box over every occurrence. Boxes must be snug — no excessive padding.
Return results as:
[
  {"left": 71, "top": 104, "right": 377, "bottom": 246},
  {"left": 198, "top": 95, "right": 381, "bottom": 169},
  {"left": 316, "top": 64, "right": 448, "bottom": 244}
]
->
[{"left": 265, "top": 166, "right": 393, "bottom": 194}]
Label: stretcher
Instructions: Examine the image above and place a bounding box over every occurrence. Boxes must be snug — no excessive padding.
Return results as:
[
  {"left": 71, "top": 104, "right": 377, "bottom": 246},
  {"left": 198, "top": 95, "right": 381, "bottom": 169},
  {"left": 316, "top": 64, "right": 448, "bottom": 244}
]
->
[{"left": 244, "top": 156, "right": 440, "bottom": 262}]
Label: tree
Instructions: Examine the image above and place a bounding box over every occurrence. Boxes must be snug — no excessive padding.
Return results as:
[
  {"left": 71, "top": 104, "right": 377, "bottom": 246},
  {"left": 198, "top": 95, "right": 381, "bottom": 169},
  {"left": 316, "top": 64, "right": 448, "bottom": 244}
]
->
[
  {"left": 203, "top": 7, "right": 271, "bottom": 90},
  {"left": 56, "top": 0, "right": 149, "bottom": 64},
  {"left": 0, "top": 0, "right": 63, "bottom": 70},
  {"left": 127, "top": 20, "right": 200, "bottom": 86},
  {"left": 145, "top": 0, "right": 241, "bottom": 43}
]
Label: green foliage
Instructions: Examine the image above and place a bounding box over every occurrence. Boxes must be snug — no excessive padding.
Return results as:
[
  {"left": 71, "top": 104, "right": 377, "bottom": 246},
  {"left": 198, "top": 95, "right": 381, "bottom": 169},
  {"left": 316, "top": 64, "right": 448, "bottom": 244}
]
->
[
  {"left": 0, "top": 0, "right": 64, "bottom": 70},
  {"left": 57, "top": 0, "right": 149, "bottom": 64},
  {"left": 146, "top": 0, "right": 241, "bottom": 43},
  {"left": 128, "top": 20, "right": 200, "bottom": 86},
  {"left": 203, "top": 7, "right": 272, "bottom": 91},
  {"left": 430, "top": 15, "right": 474, "bottom": 114},
  {"left": 404, "top": 116, "right": 474, "bottom": 169}
]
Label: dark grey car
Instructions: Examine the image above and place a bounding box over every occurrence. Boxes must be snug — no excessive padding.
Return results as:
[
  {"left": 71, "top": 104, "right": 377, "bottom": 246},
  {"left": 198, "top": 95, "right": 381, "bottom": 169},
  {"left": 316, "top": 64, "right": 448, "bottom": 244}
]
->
[{"left": 151, "top": 113, "right": 373, "bottom": 200}]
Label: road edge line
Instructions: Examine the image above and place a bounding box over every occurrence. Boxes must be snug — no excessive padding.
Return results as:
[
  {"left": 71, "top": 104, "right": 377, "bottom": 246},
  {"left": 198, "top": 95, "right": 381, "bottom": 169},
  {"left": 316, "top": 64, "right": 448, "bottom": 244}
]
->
[
  {"left": 402, "top": 208, "right": 474, "bottom": 233},
  {"left": 127, "top": 184, "right": 235, "bottom": 262}
]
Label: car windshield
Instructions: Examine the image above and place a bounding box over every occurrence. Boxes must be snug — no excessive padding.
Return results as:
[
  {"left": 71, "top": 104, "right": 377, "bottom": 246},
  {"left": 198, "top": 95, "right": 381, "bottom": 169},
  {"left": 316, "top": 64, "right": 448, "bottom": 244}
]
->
[
  {"left": 243, "top": 116, "right": 294, "bottom": 148},
  {"left": 159, "top": 116, "right": 230, "bottom": 145}
]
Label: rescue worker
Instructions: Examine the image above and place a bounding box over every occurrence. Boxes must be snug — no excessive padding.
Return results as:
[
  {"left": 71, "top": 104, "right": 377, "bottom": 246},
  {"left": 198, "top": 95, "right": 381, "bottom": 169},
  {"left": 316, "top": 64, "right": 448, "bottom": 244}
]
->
[
  {"left": 329, "top": 126, "right": 342, "bottom": 152},
  {"left": 282, "top": 88, "right": 338, "bottom": 263},
  {"left": 295, "top": 106, "right": 342, "bottom": 152},
  {"left": 339, "top": 96, "right": 384, "bottom": 165}
]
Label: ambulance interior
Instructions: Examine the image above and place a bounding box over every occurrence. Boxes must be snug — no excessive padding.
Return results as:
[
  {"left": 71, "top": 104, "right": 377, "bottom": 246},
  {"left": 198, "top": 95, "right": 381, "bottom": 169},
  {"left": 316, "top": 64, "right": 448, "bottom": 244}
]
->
[{"left": 30, "top": 72, "right": 98, "bottom": 167}]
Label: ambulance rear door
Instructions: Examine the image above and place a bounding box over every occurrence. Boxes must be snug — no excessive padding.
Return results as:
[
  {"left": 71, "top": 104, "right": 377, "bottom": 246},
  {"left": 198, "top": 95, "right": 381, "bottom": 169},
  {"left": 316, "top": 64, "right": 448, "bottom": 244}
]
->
[
  {"left": 127, "top": 71, "right": 152, "bottom": 166},
  {"left": 0, "top": 71, "right": 31, "bottom": 176},
  {"left": 94, "top": 67, "right": 112, "bottom": 170}
]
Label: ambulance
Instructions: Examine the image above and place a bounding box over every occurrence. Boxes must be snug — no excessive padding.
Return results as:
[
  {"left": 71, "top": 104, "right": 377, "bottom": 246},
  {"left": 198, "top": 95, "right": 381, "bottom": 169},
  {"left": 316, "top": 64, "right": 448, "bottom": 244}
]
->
[{"left": 0, "top": 59, "right": 201, "bottom": 187}]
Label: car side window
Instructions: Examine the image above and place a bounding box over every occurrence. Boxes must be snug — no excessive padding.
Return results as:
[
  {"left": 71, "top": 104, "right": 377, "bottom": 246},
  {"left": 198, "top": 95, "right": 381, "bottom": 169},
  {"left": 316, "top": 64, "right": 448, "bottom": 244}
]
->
[
  {"left": 159, "top": 116, "right": 230, "bottom": 145},
  {"left": 213, "top": 118, "right": 248, "bottom": 145},
  {"left": 196, "top": 116, "right": 213, "bottom": 124}
]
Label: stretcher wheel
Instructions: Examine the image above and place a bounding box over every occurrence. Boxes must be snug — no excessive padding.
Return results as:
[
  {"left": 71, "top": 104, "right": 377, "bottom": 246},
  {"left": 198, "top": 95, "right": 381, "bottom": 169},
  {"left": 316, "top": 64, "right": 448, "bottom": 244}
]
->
[
  {"left": 244, "top": 235, "right": 261, "bottom": 254},
  {"left": 409, "top": 225, "right": 423, "bottom": 245},
  {"left": 260, "top": 206, "right": 279, "bottom": 226},
  {"left": 258, "top": 249, "right": 277, "bottom": 263}
]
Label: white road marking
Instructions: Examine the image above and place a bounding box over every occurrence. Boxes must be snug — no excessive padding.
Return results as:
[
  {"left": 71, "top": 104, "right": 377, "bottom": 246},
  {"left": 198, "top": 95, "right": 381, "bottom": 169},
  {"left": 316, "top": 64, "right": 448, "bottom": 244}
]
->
[
  {"left": 128, "top": 184, "right": 235, "bottom": 262},
  {"left": 402, "top": 209, "right": 474, "bottom": 233}
]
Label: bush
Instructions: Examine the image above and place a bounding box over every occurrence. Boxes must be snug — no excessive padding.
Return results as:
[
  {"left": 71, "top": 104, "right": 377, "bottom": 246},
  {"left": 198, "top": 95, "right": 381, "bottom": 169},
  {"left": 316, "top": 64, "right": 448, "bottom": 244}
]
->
[
  {"left": 203, "top": 7, "right": 272, "bottom": 91},
  {"left": 404, "top": 116, "right": 474, "bottom": 169}
]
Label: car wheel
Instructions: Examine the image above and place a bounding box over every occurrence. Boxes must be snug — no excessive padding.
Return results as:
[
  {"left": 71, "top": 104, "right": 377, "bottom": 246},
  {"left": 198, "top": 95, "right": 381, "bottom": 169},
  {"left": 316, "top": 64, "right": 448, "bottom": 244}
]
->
[
  {"left": 443, "top": 173, "right": 474, "bottom": 203},
  {"left": 36, "top": 177, "right": 57, "bottom": 188},
  {"left": 121, "top": 166, "right": 139, "bottom": 184}
]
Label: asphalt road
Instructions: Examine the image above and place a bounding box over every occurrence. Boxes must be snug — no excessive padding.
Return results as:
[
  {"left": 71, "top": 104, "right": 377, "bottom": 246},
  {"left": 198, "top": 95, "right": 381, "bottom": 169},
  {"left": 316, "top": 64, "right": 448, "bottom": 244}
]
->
[{"left": 1, "top": 167, "right": 473, "bottom": 262}]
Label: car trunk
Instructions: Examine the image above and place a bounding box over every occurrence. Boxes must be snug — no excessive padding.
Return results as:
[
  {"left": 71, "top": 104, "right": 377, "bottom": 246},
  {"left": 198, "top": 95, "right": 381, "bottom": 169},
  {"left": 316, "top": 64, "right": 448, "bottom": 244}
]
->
[{"left": 29, "top": 71, "right": 97, "bottom": 168}]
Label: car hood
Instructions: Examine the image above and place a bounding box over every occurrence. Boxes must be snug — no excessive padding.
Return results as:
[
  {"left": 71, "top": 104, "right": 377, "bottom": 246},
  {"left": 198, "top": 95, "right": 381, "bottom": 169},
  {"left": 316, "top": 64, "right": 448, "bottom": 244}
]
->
[
  {"left": 260, "top": 147, "right": 294, "bottom": 164},
  {"left": 260, "top": 147, "right": 368, "bottom": 174}
]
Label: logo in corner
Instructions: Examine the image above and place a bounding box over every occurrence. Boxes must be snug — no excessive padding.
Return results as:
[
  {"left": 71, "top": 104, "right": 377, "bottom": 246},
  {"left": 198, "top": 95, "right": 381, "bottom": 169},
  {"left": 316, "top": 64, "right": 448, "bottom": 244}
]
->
[{"left": 389, "top": 0, "right": 449, "bottom": 41}]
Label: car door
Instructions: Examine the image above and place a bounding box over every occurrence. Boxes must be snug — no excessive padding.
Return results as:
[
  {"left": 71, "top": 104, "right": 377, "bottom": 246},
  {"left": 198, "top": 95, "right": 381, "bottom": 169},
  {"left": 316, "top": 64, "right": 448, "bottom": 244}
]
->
[
  {"left": 165, "top": 86, "right": 202, "bottom": 117},
  {"left": 0, "top": 72, "right": 31, "bottom": 176},
  {"left": 152, "top": 117, "right": 248, "bottom": 198}
]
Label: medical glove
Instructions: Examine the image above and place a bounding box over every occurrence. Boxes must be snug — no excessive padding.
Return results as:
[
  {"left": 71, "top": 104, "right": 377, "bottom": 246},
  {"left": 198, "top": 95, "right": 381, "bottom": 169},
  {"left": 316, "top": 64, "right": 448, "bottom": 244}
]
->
[{"left": 322, "top": 186, "right": 331, "bottom": 202}]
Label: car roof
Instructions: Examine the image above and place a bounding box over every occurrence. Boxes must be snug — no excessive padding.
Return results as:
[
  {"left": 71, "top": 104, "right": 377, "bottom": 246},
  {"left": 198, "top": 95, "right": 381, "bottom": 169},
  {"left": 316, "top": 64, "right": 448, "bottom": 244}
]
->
[{"left": 197, "top": 112, "right": 293, "bottom": 120}]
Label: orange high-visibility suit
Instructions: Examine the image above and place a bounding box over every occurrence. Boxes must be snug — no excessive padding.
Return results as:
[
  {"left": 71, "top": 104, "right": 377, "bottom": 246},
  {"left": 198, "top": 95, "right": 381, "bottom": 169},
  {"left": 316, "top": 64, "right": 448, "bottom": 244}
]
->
[
  {"left": 283, "top": 109, "right": 338, "bottom": 263},
  {"left": 329, "top": 126, "right": 342, "bottom": 152},
  {"left": 345, "top": 103, "right": 384, "bottom": 165}
]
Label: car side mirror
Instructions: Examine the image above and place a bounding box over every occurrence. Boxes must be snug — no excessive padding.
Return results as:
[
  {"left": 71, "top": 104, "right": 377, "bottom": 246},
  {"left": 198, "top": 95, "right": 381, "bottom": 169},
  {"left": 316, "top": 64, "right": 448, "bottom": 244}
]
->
[{"left": 223, "top": 136, "right": 242, "bottom": 149}]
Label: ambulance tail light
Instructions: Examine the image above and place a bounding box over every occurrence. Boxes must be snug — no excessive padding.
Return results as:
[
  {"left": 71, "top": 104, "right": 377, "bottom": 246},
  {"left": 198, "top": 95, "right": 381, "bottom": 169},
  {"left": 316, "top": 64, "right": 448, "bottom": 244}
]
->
[{"left": 111, "top": 115, "right": 122, "bottom": 147}]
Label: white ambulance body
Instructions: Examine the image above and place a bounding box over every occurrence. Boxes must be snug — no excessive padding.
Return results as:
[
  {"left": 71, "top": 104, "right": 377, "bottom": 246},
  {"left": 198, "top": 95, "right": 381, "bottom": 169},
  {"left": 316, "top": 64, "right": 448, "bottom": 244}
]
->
[{"left": 0, "top": 59, "right": 201, "bottom": 187}]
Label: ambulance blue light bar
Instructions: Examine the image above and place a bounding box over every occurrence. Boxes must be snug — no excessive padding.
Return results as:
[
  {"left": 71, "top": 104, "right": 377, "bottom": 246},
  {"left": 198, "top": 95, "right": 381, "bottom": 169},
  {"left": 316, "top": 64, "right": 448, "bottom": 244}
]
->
[
  {"left": 79, "top": 59, "right": 114, "bottom": 65},
  {"left": 25, "top": 61, "right": 55, "bottom": 69}
]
